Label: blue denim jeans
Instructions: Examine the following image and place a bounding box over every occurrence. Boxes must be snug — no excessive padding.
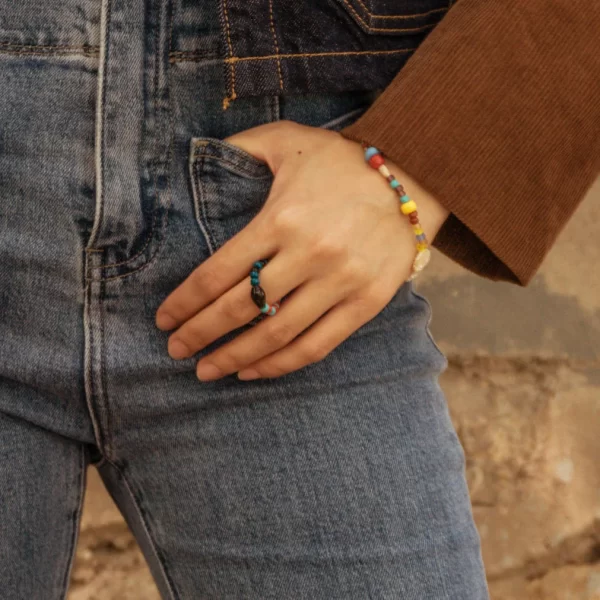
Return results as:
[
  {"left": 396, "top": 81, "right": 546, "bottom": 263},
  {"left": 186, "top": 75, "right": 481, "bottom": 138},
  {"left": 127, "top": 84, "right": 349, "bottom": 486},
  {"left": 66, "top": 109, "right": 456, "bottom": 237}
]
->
[{"left": 0, "top": 0, "right": 489, "bottom": 598}]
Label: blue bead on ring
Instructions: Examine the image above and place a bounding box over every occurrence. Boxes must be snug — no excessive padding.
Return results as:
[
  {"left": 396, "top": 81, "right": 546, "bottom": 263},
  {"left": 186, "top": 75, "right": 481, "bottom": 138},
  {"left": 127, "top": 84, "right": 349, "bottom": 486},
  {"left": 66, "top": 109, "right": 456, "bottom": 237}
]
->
[{"left": 250, "top": 258, "right": 280, "bottom": 316}]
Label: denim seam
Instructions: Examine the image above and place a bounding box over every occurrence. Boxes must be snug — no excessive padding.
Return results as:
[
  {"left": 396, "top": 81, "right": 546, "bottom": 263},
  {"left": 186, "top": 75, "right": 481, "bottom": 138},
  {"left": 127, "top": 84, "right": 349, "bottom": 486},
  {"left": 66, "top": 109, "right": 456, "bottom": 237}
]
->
[
  {"left": 168, "top": 50, "right": 220, "bottom": 61},
  {"left": 193, "top": 155, "right": 218, "bottom": 256},
  {"left": 189, "top": 146, "right": 217, "bottom": 255},
  {"left": 95, "top": 0, "right": 176, "bottom": 283},
  {"left": 226, "top": 47, "right": 416, "bottom": 62},
  {"left": 409, "top": 284, "right": 448, "bottom": 366},
  {"left": 58, "top": 445, "right": 87, "bottom": 600},
  {"left": 83, "top": 257, "right": 109, "bottom": 451},
  {"left": 348, "top": 0, "right": 447, "bottom": 21},
  {"left": 105, "top": 459, "right": 179, "bottom": 600},
  {"left": 340, "top": 0, "right": 443, "bottom": 33},
  {"left": 87, "top": 0, "right": 162, "bottom": 270},
  {"left": 171, "top": 47, "right": 415, "bottom": 63},
  {"left": 0, "top": 47, "right": 99, "bottom": 58},
  {"left": 0, "top": 40, "right": 97, "bottom": 49},
  {"left": 98, "top": 283, "right": 114, "bottom": 459},
  {"left": 87, "top": 0, "right": 176, "bottom": 278},
  {"left": 221, "top": 0, "right": 237, "bottom": 107},
  {"left": 193, "top": 153, "right": 271, "bottom": 179},
  {"left": 87, "top": 0, "right": 111, "bottom": 251},
  {"left": 267, "top": 0, "right": 284, "bottom": 92}
]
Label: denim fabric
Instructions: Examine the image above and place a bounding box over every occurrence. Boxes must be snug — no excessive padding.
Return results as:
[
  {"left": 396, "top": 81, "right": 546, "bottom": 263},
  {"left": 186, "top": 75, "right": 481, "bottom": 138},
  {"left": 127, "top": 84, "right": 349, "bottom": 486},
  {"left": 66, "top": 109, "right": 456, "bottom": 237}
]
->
[
  {"left": 174, "top": 0, "right": 452, "bottom": 100},
  {"left": 0, "top": 0, "right": 488, "bottom": 598}
]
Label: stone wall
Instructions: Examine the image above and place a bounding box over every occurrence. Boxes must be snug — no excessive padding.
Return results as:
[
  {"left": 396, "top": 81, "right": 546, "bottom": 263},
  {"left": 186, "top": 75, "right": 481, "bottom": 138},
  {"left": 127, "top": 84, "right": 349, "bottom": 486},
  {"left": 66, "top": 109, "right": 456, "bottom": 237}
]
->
[{"left": 69, "top": 179, "right": 600, "bottom": 599}]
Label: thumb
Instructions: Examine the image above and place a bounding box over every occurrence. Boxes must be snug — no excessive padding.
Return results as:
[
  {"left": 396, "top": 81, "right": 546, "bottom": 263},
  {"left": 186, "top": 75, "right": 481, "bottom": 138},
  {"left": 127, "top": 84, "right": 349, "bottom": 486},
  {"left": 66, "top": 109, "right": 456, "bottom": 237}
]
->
[{"left": 223, "top": 120, "right": 298, "bottom": 174}]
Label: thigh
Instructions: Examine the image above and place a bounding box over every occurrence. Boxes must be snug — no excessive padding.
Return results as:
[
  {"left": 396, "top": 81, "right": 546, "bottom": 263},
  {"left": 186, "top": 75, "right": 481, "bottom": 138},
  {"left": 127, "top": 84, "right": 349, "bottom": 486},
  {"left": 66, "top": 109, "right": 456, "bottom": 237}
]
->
[
  {"left": 0, "top": 411, "right": 88, "bottom": 599},
  {"left": 100, "top": 270, "right": 489, "bottom": 599}
]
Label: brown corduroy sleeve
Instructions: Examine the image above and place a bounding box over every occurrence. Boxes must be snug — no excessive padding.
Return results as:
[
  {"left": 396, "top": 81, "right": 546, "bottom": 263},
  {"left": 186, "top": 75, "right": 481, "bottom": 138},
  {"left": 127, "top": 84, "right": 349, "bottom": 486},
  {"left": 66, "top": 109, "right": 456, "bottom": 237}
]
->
[{"left": 340, "top": 0, "right": 600, "bottom": 286}]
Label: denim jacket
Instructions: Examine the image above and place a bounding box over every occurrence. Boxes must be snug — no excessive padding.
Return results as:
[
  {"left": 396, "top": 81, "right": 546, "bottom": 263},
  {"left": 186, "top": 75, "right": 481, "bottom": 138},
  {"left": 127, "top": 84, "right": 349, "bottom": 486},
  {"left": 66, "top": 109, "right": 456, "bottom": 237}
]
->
[{"left": 172, "top": 0, "right": 452, "bottom": 103}]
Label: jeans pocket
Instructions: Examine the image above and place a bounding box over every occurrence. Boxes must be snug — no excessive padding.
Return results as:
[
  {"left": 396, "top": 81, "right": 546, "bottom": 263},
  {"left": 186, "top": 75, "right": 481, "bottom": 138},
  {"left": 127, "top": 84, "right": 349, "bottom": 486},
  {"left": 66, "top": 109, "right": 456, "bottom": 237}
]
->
[
  {"left": 336, "top": 0, "right": 450, "bottom": 35},
  {"left": 188, "top": 137, "right": 274, "bottom": 256}
]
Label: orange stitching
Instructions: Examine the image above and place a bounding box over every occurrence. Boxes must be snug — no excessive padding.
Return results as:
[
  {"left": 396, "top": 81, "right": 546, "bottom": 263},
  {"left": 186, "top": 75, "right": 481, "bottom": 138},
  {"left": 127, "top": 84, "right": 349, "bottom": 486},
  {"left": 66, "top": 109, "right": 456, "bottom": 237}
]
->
[
  {"left": 340, "top": 0, "right": 440, "bottom": 32},
  {"left": 171, "top": 47, "right": 415, "bottom": 63},
  {"left": 169, "top": 50, "right": 219, "bottom": 58},
  {"left": 351, "top": 0, "right": 447, "bottom": 20},
  {"left": 221, "top": 0, "right": 237, "bottom": 108},
  {"left": 268, "top": 0, "right": 284, "bottom": 92},
  {"left": 225, "top": 47, "right": 415, "bottom": 62}
]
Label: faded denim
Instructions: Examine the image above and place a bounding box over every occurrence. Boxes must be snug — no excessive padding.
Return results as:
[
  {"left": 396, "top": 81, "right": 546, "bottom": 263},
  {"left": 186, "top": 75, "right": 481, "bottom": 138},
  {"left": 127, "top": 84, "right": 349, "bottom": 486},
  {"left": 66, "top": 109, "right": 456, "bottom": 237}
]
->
[{"left": 0, "top": 0, "right": 489, "bottom": 598}]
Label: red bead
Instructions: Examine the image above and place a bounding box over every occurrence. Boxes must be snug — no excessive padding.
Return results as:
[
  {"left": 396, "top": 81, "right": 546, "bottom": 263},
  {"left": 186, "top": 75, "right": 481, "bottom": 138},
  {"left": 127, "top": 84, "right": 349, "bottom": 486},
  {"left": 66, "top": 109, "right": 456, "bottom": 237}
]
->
[{"left": 368, "top": 154, "right": 384, "bottom": 169}]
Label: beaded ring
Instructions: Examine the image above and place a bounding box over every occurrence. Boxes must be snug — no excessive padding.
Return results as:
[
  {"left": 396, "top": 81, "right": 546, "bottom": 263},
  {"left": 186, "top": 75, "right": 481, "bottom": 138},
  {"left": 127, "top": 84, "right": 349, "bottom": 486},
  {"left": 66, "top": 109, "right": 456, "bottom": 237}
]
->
[
  {"left": 249, "top": 259, "right": 281, "bottom": 316},
  {"left": 362, "top": 143, "right": 431, "bottom": 281}
]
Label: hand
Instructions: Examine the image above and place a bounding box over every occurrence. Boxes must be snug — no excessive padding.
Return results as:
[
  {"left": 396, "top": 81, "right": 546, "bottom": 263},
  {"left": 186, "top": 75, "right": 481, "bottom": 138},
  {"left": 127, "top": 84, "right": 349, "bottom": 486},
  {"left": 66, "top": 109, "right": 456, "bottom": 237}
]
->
[{"left": 155, "top": 120, "right": 449, "bottom": 381}]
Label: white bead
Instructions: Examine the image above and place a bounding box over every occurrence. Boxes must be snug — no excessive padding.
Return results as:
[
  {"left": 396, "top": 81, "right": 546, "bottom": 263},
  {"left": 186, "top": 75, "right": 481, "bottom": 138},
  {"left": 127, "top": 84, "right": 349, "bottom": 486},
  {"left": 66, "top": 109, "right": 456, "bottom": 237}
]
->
[
  {"left": 412, "top": 249, "right": 431, "bottom": 272},
  {"left": 378, "top": 165, "right": 390, "bottom": 178}
]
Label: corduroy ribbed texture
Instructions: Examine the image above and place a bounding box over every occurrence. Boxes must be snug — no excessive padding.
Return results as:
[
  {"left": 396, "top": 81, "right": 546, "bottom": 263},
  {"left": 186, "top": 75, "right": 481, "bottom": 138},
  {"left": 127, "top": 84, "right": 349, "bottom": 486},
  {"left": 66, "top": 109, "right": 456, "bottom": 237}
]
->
[{"left": 341, "top": 0, "right": 600, "bottom": 285}]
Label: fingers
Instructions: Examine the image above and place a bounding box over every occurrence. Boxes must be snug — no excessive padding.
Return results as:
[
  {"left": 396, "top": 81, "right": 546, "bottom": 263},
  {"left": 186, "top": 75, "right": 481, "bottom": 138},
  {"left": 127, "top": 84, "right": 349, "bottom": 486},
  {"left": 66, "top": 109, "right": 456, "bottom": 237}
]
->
[
  {"left": 166, "top": 249, "right": 308, "bottom": 360},
  {"left": 236, "top": 293, "right": 384, "bottom": 380},
  {"left": 194, "top": 276, "right": 349, "bottom": 381},
  {"left": 155, "top": 216, "right": 277, "bottom": 331}
]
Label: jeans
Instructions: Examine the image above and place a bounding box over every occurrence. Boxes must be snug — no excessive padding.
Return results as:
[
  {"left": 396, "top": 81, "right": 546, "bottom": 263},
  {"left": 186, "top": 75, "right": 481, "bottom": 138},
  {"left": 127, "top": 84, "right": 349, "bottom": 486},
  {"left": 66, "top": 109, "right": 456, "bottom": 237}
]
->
[{"left": 0, "top": 0, "right": 489, "bottom": 598}]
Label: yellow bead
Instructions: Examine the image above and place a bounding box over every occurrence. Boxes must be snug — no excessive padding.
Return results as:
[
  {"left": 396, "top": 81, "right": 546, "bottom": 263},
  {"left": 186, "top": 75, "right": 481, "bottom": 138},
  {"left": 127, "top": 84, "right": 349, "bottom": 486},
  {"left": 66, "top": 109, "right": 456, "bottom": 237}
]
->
[
  {"left": 416, "top": 242, "right": 428, "bottom": 251},
  {"left": 400, "top": 200, "right": 417, "bottom": 215},
  {"left": 413, "top": 226, "right": 424, "bottom": 235}
]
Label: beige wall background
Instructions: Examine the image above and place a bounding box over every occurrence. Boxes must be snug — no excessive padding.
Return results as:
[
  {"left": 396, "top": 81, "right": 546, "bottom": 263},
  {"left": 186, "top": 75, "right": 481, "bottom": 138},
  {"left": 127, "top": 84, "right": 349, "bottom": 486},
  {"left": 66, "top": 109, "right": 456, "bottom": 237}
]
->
[{"left": 69, "top": 179, "right": 600, "bottom": 600}]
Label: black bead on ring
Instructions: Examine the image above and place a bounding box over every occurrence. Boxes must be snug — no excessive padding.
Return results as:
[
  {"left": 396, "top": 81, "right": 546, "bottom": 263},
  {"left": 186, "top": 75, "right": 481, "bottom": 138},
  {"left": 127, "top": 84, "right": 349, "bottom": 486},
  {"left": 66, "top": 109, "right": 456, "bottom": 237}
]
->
[{"left": 250, "top": 259, "right": 280, "bottom": 316}]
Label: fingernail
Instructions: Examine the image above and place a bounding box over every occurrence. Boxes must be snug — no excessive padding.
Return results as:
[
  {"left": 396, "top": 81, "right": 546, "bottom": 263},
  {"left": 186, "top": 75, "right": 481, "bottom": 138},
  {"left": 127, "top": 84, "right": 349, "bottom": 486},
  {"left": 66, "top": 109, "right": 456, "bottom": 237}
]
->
[
  {"left": 237, "top": 369, "right": 260, "bottom": 381},
  {"left": 156, "top": 311, "right": 177, "bottom": 331},
  {"left": 197, "top": 362, "right": 223, "bottom": 381},
  {"left": 168, "top": 338, "right": 190, "bottom": 360}
]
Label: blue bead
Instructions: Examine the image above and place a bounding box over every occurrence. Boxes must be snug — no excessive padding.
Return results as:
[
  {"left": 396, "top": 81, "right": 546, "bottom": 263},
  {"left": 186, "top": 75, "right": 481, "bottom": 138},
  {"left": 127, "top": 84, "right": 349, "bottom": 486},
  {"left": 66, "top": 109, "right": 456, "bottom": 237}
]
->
[
  {"left": 364, "top": 146, "right": 380, "bottom": 161},
  {"left": 260, "top": 303, "right": 269, "bottom": 313},
  {"left": 400, "top": 195, "right": 410, "bottom": 203},
  {"left": 417, "top": 233, "right": 426, "bottom": 241},
  {"left": 390, "top": 179, "right": 400, "bottom": 189},
  {"left": 253, "top": 261, "right": 263, "bottom": 269}
]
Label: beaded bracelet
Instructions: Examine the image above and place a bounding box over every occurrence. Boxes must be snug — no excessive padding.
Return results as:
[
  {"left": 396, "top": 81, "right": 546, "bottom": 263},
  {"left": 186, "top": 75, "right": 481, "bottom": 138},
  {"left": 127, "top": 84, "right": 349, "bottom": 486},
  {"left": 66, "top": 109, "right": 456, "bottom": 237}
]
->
[{"left": 362, "top": 143, "right": 431, "bottom": 281}]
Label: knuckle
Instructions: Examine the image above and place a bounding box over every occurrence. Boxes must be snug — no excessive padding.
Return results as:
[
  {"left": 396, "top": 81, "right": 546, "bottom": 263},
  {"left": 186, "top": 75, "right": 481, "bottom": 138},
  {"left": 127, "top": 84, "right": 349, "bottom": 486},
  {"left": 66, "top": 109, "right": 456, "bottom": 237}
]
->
[
  {"left": 311, "top": 236, "right": 348, "bottom": 261},
  {"left": 271, "top": 207, "right": 300, "bottom": 235},
  {"left": 341, "top": 258, "right": 371, "bottom": 285},
  {"left": 191, "top": 264, "right": 224, "bottom": 296},
  {"left": 219, "top": 293, "right": 252, "bottom": 321}
]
